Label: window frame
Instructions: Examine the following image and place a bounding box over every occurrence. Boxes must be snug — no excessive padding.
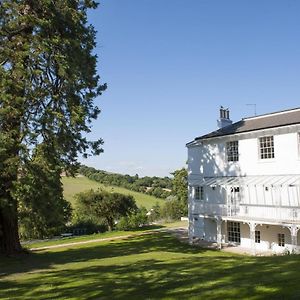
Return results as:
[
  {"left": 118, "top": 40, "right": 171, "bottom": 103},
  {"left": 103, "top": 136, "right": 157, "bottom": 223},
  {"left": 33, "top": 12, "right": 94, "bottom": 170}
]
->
[
  {"left": 278, "top": 233, "right": 285, "bottom": 247},
  {"left": 258, "top": 136, "right": 275, "bottom": 160},
  {"left": 194, "top": 186, "right": 204, "bottom": 201},
  {"left": 226, "top": 140, "right": 239, "bottom": 162},
  {"left": 255, "top": 230, "right": 260, "bottom": 243},
  {"left": 227, "top": 222, "right": 241, "bottom": 244}
]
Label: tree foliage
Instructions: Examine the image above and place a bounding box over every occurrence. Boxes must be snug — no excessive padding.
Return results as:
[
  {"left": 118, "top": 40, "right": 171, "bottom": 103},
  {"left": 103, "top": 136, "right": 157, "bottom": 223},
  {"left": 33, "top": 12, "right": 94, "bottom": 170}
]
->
[
  {"left": 79, "top": 165, "right": 172, "bottom": 199},
  {"left": 16, "top": 146, "right": 72, "bottom": 239},
  {"left": 160, "top": 199, "right": 185, "bottom": 221},
  {"left": 75, "top": 190, "right": 138, "bottom": 231},
  {"left": 116, "top": 207, "right": 148, "bottom": 231},
  {"left": 0, "top": 0, "right": 105, "bottom": 254},
  {"left": 147, "top": 202, "right": 161, "bottom": 223},
  {"left": 171, "top": 168, "right": 188, "bottom": 203},
  {"left": 171, "top": 168, "right": 188, "bottom": 216}
]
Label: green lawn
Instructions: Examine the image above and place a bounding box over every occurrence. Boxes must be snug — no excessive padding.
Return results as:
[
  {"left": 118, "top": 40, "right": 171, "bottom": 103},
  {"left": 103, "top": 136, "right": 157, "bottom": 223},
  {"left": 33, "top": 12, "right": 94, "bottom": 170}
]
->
[
  {"left": 23, "top": 225, "right": 165, "bottom": 249},
  {"left": 23, "top": 221, "right": 187, "bottom": 249},
  {"left": 1, "top": 231, "right": 300, "bottom": 299},
  {"left": 62, "top": 176, "right": 165, "bottom": 209}
]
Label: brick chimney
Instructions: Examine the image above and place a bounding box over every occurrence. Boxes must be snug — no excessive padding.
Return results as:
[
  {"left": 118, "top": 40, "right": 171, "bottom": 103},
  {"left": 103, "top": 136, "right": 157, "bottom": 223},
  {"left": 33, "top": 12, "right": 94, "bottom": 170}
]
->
[{"left": 217, "top": 106, "right": 232, "bottom": 129}]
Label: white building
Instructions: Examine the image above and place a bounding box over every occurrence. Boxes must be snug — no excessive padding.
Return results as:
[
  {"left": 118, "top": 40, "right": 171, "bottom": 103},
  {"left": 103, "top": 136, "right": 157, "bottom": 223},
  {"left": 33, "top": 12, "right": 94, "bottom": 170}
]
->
[{"left": 186, "top": 107, "right": 300, "bottom": 254}]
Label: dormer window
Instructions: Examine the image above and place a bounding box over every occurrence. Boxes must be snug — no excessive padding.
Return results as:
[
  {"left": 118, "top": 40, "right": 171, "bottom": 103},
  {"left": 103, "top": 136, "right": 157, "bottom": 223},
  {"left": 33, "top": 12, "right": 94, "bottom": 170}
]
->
[
  {"left": 259, "top": 136, "right": 274, "bottom": 159},
  {"left": 226, "top": 141, "right": 239, "bottom": 162}
]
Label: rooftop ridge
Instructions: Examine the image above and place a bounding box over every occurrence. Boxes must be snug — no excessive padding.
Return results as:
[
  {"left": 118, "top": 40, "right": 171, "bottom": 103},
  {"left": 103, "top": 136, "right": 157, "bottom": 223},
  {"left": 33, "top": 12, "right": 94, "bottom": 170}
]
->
[
  {"left": 187, "top": 106, "right": 300, "bottom": 145},
  {"left": 243, "top": 106, "right": 300, "bottom": 121}
]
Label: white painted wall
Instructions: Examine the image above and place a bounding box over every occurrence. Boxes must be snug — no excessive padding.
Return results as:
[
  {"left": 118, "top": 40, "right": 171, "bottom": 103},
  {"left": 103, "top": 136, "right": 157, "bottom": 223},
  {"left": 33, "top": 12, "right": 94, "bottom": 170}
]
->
[
  {"left": 188, "top": 127, "right": 300, "bottom": 218},
  {"left": 190, "top": 216, "right": 204, "bottom": 238},
  {"left": 190, "top": 219, "right": 295, "bottom": 254},
  {"left": 203, "top": 219, "right": 217, "bottom": 242},
  {"left": 190, "top": 218, "right": 227, "bottom": 243},
  {"left": 188, "top": 129, "right": 300, "bottom": 178},
  {"left": 240, "top": 224, "right": 292, "bottom": 254},
  {"left": 187, "top": 123, "right": 300, "bottom": 251},
  {"left": 190, "top": 184, "right": 300, "bottom": 220}
]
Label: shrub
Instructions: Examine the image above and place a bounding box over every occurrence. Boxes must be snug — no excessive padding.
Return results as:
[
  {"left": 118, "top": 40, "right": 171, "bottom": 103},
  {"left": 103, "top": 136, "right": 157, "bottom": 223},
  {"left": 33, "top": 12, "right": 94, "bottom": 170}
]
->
[
  {"left": 116, "top": 207, "right": 148, "bottom": 231},
  {"left": 67, "top": 220, "right": 107, "bottom": 235},
  {"left": 75, "top": 189, "right": 137, "bottom": 231},
  {"left": 147, "top": 202, "right": 161, "bottom": 223},
  {"left": 160, "top": 199, "right": 185, "bottom": 221}
]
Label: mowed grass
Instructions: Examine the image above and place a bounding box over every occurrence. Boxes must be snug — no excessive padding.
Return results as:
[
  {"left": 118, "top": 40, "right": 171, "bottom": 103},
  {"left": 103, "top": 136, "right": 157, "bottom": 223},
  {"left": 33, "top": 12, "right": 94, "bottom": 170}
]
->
[
  {"left": 23, "top": 225, "right": 165, "bottom": 249},
  {"left": 1, "top": 231, "right": 300, "bottom": 299},
  {"left": 62, "top": 176, "right": 165, "bottom": 209},
  {"left": 23, "top": 221, "right": 188, "bottom": 249}
]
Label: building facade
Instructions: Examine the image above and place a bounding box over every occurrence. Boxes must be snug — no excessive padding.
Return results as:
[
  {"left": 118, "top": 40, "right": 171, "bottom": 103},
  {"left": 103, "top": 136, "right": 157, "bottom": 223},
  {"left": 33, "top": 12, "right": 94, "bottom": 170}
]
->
[{"left": 187, "top": 107, "right": 300, "bottom": 254}]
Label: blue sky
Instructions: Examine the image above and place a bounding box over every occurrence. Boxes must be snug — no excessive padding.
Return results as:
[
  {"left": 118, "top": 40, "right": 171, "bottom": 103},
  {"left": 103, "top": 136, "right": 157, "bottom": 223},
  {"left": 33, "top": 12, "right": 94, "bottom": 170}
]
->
[{"left": 82, "top": 0, "right": 300, "bottom": 177}]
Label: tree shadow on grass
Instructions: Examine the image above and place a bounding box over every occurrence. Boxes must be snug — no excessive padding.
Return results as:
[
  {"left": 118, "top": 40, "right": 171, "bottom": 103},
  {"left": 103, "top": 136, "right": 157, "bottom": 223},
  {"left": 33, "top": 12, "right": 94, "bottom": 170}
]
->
[
  {"left": 1, "top": 254, "right": 300, "bottom": 299},
  {"left": 0, "top": 232, "right": 205, "bottom": 277},
  {"left": 1, "top": 233, "right": 300, "bottom": 299}
]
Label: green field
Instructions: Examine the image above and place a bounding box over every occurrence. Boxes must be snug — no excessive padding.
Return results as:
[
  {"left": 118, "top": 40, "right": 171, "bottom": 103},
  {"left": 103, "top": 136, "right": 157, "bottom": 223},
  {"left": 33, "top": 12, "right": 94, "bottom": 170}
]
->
[
  {"left": 23, "top": 226, "right": 163, "bottom": 249},
  {"left": 62, "top": 176, "right": 165, "bottom": 209},
  {"left": 1, "top": 231, "right": 300, "bottom": 299},
  {"left": 23, "top": 221, "right": 187, "bottom": 249}
]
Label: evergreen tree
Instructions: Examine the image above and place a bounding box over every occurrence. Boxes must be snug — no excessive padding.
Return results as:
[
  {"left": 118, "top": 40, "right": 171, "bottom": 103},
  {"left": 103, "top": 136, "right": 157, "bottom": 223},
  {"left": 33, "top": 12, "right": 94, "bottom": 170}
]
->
[
  {"left": 0, "top": 0, "right": 105, "bottom": 254},
  {"left": 171, "top": 168, "right": 188, "bottom": 215},
  {"left": 16, "top": 145, "right": 72, "bottom": 240}
]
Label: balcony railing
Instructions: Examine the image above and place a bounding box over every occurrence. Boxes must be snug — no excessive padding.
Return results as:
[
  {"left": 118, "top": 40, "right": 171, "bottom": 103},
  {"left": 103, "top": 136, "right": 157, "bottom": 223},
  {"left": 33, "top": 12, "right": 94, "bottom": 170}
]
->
[
  {"left": 239, "top": 204, "right": 300, "bottom": 222},
  {"left": 192, "top": 202, "right": 227, "bottom": 216},
  {"left": 192, "top": 202, "right": 300, "bottom": 222}
]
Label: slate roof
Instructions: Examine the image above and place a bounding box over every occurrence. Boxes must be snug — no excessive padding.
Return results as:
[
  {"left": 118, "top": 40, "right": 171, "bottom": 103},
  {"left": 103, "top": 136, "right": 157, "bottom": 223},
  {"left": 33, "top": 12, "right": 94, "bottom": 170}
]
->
[{"left": 187, "top": 107, "right": 300, "bottom": 145}]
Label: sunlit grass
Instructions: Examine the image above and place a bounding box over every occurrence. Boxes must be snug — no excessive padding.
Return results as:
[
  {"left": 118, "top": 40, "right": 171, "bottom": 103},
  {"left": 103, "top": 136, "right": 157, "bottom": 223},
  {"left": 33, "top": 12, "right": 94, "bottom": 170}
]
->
[
  {"left": 2, "top": 231, "right": 300, "bottom": 299},
  {"left": 24, "top": 225, "right": 164, "bottom": 249},
  {"left": 62, "top": 176, "right": 165, "bottom": 209},
  {"left": 23, "top": 221, "right": 188, "bottom": 249}
]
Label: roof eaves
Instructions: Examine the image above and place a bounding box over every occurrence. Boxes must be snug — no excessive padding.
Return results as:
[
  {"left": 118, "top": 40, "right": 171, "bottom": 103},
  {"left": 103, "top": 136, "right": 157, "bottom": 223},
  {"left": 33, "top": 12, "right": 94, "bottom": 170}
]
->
[
  {"left": 195, "top": 121, "right": 300, "bottom": 141},
  {"left": 242, "top": 106, "right": 300, "bottom": 121}
]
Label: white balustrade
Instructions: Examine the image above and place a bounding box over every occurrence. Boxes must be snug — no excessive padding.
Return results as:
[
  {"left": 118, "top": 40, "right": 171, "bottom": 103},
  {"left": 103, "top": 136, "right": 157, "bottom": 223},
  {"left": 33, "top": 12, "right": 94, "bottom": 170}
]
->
[{"left": 192, "top": 201, "right": 300, "bottom": 222}]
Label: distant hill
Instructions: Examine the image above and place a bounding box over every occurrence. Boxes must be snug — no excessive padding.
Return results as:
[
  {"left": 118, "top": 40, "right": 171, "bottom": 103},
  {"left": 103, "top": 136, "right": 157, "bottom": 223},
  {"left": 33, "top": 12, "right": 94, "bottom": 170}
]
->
[
  {"left": 79, "top": 165, "right": 173, "bottom": 199},
  {"left": 62, "top": 176, "right": 165, "bottom": 210}
]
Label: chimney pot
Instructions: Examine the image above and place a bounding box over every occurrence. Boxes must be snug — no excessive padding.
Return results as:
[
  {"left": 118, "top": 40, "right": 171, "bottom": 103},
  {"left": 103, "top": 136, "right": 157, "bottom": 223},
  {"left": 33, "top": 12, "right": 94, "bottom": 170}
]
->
[
  {"left": 226, "top": 109, "right": 230, "bottom": 119},
  {"left": 220, "top": 106, "right": 225, "bottom": 119},
  {"left": 217, "top": 106, "right": 232, "bottom": 129}
]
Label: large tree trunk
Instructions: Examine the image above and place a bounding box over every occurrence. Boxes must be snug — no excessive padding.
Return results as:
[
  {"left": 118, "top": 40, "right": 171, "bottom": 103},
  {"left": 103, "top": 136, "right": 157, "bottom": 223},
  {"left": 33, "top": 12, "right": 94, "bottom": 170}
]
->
[
  {"left": 0, "top": 114, "right": 23, "bottom": 255},
  {"left": 0, "top": 3, "right": 32, "bottom": 255},
  {"left": 0, "top": 2, "right": 33, "bottom": 256},
  {"left": 0, "top": 204, "right": 22, "bottom": 255},
  {"left": 0, "top": 108, "right": 23, "bottom": 255},
  {"left": 0, "top": 154, "right": 22, "bottom": 255}
]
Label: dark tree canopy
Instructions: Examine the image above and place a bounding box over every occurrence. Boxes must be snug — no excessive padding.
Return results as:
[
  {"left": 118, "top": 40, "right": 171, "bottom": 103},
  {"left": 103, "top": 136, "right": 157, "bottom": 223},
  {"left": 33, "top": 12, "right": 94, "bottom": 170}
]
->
[
  {"left": 171, "top": 168, "right": 188, "bottom": 205},
  {"left": 0, "top": 0, "right": 105, "bottom": 254},
  {"left": 16, "top": 145, "right": 72, "bottom": 240},
  {"left": 76, "top": 190, "right": 138, "bottom": 231}
]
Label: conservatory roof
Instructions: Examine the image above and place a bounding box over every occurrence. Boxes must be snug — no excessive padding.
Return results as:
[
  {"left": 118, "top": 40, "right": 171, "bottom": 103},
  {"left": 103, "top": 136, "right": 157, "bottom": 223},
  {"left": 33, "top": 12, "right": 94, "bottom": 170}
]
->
[{"left": 201, "top": 175, "right": 300, "bottom": 187}]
